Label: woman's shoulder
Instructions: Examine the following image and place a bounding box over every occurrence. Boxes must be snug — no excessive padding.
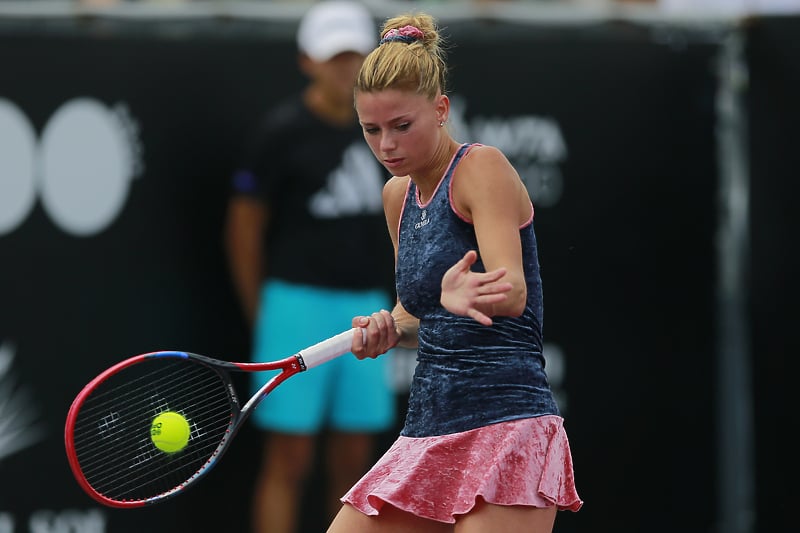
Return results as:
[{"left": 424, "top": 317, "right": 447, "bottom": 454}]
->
[
  {"left": 383, "top": 175, "right": 411, "bottom": 198},
  {"left": 456, "top": 144, "right": 518, "bottom": 189},
  {"left": 462, "top": 143, "right": 511, "bottom": 168},
  {"left": 383, "top": 175, "right": 411, "bottom": 235},
  {"left": 452, "top": 143, "right": 526, "bottom": 218}
]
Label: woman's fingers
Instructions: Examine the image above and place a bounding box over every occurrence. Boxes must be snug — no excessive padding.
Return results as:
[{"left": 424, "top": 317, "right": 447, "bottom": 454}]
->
[{"left": 351, "top": 310, "right": 396, "bottom": 359}]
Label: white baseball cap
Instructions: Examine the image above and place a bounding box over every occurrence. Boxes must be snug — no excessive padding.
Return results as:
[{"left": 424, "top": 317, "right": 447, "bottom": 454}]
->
[{"left": 297, "top": 1, "right": 376, "bottom": 62}]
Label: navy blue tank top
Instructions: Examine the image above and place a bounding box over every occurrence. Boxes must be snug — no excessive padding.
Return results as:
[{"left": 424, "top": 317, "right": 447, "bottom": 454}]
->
[{"left": 396, "top": 143, "right": 559, "bottom": 438}]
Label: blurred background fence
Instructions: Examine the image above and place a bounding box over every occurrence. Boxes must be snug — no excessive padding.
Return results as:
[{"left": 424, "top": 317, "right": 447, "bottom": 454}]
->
[{"left": 0, "top": 2, "right": 792, "bottom": 532}]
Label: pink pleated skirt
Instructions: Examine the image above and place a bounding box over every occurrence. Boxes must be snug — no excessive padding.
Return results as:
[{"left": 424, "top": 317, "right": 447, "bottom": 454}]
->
[{"left": 341, "top": 415, "right": 583, "bottom": 523}]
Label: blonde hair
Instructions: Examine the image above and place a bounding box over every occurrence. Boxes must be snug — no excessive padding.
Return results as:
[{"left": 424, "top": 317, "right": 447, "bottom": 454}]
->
[{"left": 355, "top": 13, "right": 448, "bottom": 99}]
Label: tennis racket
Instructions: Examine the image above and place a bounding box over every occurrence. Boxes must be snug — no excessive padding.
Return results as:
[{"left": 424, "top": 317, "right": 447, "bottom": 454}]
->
[{"left": 64, "top": 327, "right": 363, "bottom": 508}]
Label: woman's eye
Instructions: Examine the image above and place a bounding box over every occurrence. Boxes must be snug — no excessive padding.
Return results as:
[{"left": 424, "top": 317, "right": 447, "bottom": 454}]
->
[
  {"left": 364, "top": 127, "right": 379, "bottom": 135},
  {"left": 397, "top": 123, "right": 410, "bottom": 131}
]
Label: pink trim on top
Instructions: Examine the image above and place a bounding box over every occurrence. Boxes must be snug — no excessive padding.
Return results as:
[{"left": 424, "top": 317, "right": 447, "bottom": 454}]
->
[
  {"left": 449, "top": 144, "right": 535, "bottom": 229},
  {"left": 448, "top": 143, "right": 477, "bottom": 223},
  {"left": 521, "top": 201, "right": 535, "bottom": 229},
  {"left": 416, "top": 144, "right": 465, "bottom": 209},
  {"left": 519, "top": 202, "right": 533, "bottom": 229}
]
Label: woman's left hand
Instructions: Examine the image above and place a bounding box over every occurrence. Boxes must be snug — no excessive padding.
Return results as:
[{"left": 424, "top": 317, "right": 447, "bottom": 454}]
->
[{"left": 440, "top": 250, "right": 513, "bottom": 326}]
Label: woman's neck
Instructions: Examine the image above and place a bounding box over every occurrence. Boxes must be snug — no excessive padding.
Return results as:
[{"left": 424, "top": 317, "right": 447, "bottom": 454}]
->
[{"left": 414, "top": 139, "right": 461, "bottom": 203}]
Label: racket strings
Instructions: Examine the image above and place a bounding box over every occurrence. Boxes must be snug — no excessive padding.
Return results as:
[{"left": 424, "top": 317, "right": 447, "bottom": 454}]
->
[
  {"left": 76, "top": 375, "right": 231, "bottom": 494},
  {"left": 71, "top": 357, "right": 236, "bottom": 502}
]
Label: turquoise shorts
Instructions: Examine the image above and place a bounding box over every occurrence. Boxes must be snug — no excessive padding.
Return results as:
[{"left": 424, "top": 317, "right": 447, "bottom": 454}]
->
[{"left": 250, "top": 279, "right": 396, "bottom": 434}]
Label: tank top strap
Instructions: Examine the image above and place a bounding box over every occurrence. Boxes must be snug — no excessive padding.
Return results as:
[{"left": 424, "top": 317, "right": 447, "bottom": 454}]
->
[{"left": 443, "top": 143, "right": 478, "bottom": 185}]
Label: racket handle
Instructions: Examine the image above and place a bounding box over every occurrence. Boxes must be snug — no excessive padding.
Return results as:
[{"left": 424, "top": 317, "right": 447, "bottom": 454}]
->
[{"left": 299, "top": 328, "right": 365, "bottom": 369}]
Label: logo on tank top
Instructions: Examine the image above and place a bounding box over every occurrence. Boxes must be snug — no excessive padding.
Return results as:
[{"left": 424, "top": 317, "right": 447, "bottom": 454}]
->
[{"left": 414, "top": 209, "right": 431, "bottom": 230}]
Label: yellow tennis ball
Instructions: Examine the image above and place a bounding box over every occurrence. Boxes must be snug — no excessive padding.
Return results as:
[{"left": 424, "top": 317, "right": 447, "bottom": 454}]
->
[{"left": 150, "top": 411, "right": 190, "bottom": 453}]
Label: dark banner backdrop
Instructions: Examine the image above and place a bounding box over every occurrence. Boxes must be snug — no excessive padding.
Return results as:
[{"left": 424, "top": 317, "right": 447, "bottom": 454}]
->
[
  {"left": 0, "top": 14, "right": 788, "bottom": 533},
  {"left": 746, "top": 16, "right": 798, "bottom": 533}
]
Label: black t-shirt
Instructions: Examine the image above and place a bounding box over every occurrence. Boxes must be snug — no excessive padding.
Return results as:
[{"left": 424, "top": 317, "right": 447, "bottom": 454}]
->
[{"left": 233, "top": 94, "right": 394, "bottom": 291}]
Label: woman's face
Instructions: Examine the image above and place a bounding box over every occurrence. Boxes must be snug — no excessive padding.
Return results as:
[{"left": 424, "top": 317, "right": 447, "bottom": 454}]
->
[{"left": 355, "top": 89, "right": 446, "bottom": 177}]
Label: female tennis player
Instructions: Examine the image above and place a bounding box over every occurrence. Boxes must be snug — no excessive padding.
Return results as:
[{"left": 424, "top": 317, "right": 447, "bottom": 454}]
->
[{"left": 327, "top": 11, "right": 583, "bottom": 533}]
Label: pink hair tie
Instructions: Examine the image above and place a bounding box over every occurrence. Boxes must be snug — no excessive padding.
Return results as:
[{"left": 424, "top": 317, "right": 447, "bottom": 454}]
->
[{"left": 380, "top": 25, "right": 424, "bottom": 45}]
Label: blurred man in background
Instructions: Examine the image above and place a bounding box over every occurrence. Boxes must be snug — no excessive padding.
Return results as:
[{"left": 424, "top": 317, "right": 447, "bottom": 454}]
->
[{"left": 224, "top": 2, "right": 396, "bottom": 532}]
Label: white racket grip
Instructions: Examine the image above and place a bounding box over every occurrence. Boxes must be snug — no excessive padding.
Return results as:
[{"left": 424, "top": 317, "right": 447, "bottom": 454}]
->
[{"left": 299, "top": 328, "right": 366, "bottom": 369}]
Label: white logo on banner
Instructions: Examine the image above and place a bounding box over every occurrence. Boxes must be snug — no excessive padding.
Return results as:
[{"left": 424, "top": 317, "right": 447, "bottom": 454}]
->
[
  {"left": 542, "top": 342, "right": 568, "bottom": 414},
  {"left": 0, "top": 97, "right": 143, "bottom": 237},
  {"left": 0, "top": 340, "right": 44, "bottom": 462},
  {"left": 307, "top": 142, "right": 384, "bottom": 218},
  {"left": 0, "top": 100, "right": 37, "bottom": 235},
  {"left": 448, "top": 95, "right": 567, "bottom": 208},
  {"left": 0, "top": 509, "right": 107, "bottom": 533}
]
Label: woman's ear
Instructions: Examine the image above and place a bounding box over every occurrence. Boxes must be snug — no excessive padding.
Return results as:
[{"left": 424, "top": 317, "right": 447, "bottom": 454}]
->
[{"left": 436, "top": 94, "right": 450, "bottom": 125}]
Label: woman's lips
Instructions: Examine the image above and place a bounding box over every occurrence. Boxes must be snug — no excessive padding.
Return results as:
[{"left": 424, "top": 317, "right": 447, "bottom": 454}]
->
[{"left": 383, "top": 157, "right": 403, "bottom": 169}]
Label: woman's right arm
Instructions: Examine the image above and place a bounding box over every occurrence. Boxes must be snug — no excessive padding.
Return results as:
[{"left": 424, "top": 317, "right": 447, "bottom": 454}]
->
[{"left": 352, "top": 176, "right": 419, "bottom": 359}]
